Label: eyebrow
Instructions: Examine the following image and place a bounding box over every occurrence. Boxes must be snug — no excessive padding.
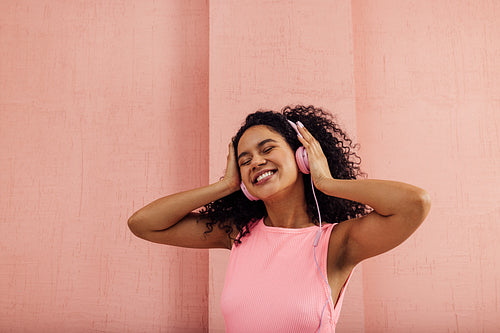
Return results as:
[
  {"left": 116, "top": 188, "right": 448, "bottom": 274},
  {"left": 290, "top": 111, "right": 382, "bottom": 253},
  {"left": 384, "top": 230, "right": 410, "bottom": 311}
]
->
[{"left": 238, "top": 138, "right": 278, "bottom": 161}]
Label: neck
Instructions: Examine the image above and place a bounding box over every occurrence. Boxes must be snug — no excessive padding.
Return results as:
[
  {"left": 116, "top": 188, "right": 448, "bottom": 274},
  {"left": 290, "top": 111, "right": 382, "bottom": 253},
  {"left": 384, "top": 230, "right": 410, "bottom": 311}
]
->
[{"left": 262, "top": 180, "right": 314, "bottom": 228}]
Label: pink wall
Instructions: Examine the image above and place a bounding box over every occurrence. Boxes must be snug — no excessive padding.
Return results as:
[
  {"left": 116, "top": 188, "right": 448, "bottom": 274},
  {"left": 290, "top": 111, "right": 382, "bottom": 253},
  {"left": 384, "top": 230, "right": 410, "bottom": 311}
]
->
[
  {"left": 353, "top": 1, "right": 500, "bottom": 331},
  {"left": 0, "top": 1, "right": 209, "bottom": 332},
  {"left": 1, "top": 0, "right": 499, "bottom": 332}
]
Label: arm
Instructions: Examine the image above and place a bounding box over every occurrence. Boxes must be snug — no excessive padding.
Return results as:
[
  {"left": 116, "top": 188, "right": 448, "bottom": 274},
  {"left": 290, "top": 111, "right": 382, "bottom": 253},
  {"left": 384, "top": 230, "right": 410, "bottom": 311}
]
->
[
  {"left": 296, "top": 121, "right": 431, "bottom": 264},
  {"left": 127, "top": 143, "right": 240, "bottom": 249},
  {"left": 316, "top": 178, "right": 431, "bottom": 263}
]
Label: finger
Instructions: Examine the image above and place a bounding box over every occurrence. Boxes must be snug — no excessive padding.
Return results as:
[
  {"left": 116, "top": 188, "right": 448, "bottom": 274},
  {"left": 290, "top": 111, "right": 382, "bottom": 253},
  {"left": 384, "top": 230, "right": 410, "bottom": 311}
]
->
[
  {"left": 296, "top": 121, "right": 315, "bottom": 141},
  {"left": 295, "top": 122, "right": 311, "bottom": 143},
  {"left": 296, "top": 132, "right": 306, "bottom": 145},
  {"left": 296, "top": 122, "right": 322, "bottom": 150},
  {"left": 296, "top": 130, "right": 313, "bottom": 150}
]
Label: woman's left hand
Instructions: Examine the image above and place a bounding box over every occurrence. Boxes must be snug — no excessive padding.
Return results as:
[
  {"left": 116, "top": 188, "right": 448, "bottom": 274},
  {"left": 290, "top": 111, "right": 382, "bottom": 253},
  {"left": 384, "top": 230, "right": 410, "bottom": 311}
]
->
[{"left": 295, "top": 121, "right": 333, "bottom": 191}]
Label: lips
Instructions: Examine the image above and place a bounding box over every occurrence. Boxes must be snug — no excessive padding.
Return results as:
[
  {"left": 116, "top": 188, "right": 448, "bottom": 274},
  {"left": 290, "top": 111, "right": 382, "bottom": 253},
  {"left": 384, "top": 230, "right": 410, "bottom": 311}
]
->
[{"left": 252, "top": 169, "right": 277, "bottom": 184}]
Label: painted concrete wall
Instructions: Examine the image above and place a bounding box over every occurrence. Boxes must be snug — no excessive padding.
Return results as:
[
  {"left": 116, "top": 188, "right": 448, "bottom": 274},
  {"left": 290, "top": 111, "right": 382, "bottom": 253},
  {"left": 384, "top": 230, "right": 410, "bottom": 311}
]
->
[
  {"left": 0, "top": 1, "right": 209, "bottom": 332},
  {"left": 353, "top": 1, "right": 500, "bottom": 331}
]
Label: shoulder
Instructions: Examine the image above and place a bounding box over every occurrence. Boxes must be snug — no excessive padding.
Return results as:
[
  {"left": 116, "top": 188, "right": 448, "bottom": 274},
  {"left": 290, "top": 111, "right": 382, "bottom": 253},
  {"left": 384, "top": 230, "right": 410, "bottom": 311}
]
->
[{"left": 228, "top": 218, "right": 261, "bottom": 248}]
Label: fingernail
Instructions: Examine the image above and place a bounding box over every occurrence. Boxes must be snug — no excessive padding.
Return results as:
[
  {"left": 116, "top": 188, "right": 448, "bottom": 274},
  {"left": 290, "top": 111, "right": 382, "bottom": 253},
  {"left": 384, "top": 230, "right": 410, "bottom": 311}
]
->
[
  {"left": 297, "top": 121, "right": 304, "bottom": 128},
  {"left": 297, "top": 133, "right": 303, "bottom": 139}
]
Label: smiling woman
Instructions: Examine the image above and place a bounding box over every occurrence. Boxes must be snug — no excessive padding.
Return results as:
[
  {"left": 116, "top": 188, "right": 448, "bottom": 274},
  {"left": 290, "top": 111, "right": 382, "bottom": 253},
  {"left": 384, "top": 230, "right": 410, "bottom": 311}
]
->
[
  {"left": 127, "top": 105, "right": 431, "bottom": 332},
  {"left": 202, "top": 105, "right": 370, "bottom": 244}
]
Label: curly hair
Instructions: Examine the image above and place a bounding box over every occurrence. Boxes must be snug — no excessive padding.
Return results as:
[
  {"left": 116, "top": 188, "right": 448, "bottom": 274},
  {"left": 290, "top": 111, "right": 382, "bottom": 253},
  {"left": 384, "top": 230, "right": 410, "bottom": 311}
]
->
[{"left": 200, "top": 105, "right": 370, "bottom": 245}]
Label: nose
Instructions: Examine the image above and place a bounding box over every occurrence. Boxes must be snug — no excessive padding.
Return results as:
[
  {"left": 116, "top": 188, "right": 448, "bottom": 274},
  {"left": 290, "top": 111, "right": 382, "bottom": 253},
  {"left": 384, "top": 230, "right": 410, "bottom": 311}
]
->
[{"left": 250, "top": 154, "right": 267, "bottom": 169}]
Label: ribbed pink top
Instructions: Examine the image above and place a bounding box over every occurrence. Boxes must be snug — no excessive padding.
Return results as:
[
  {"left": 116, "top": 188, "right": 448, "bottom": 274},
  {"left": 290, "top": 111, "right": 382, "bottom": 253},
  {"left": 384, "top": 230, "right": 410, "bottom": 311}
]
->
[{"left": 221, "top": 218, "right": 352, "bottom": 333}]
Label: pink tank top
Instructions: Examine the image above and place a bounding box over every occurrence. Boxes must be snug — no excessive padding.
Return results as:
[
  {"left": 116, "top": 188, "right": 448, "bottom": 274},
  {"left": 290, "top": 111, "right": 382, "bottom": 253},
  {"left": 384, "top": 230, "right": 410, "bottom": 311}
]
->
[{"left": 221, "top": 218, "right": 352, "bottom": 333}]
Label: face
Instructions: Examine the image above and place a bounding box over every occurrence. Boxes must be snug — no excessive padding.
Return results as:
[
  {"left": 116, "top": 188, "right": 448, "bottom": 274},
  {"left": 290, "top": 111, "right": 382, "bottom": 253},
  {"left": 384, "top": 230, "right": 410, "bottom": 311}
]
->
[{"left": 237, "top": 125, "right": 301, "bottom": 201}]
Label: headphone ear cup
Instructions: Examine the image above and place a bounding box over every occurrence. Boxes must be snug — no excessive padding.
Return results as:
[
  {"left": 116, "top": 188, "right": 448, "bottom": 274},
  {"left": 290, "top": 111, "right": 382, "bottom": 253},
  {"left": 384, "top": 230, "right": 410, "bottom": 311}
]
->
[
  {"left": 240, "top": 181, "right": 260, "bottom": 201},
  {"left": 295, "top": 146, "right": 310, "bottom": 174}
]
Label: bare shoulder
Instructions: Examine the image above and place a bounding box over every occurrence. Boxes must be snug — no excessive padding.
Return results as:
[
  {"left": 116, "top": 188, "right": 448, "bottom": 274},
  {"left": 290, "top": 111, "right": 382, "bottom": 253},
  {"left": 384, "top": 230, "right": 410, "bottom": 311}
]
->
[{"left": 129, "top": 212, "right": 236, "bottom": 250}]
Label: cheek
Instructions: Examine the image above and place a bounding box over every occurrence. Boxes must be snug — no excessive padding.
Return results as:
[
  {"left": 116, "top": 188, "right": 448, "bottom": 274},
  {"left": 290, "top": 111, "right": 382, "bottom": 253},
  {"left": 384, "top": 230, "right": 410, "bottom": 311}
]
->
[
  {"left": 280, "top": 153, "right": 299, "bottom": 174},
  {"left": 239, "top": 165, "right": 251, "bottom": 181}
]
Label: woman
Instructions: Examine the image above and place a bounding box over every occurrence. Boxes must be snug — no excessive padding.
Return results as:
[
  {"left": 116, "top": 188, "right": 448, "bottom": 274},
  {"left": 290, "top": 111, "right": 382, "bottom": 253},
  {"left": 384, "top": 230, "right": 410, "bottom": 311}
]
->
[{"left": 128, "top": 105, "right": 431, "bottom": 332}]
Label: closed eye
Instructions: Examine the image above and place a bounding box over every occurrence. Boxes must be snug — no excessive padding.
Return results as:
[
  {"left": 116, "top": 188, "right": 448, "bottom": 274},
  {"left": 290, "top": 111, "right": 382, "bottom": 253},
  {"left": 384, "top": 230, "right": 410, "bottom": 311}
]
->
[{"left": 238, "top": 143, "right": 276, "bottom": 167}]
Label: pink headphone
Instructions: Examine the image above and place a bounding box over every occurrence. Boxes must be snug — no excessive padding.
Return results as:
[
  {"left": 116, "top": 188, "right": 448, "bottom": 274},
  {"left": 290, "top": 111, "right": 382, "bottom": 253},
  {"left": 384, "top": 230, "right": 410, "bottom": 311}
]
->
[{"left": 240, "top": 120, "right": 309, "bottom": 201}]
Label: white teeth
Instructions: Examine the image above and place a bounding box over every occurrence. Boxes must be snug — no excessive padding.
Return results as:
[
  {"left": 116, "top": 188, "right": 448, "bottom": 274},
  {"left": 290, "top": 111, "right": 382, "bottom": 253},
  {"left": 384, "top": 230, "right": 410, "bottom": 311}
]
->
[{"left": 256, "top": 171, "right": 274, "bottom": 183}]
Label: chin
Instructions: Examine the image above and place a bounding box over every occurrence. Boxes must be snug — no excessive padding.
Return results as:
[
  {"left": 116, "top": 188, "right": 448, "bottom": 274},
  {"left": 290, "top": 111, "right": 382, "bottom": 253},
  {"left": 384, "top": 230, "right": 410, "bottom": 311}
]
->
[{"left": 258, "top": 189, "right": 290, "bottom": 202}]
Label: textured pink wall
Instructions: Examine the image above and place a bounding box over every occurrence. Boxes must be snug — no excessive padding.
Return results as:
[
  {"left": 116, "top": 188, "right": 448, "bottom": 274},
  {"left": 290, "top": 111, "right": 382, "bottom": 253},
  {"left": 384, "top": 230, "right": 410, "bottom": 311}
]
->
[
  {"left": 353, "top": 0, "right": 500, "bottom": 331},
  {"left": 0, "top": 1, "right": 209, "bottom": 332}
]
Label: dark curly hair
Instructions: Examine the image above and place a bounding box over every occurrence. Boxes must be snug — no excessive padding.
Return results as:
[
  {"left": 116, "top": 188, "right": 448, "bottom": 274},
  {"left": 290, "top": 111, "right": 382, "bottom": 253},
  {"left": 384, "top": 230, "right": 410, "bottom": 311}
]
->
[{"left": 200, "top": 105, "right": 369, "bottom": 245}]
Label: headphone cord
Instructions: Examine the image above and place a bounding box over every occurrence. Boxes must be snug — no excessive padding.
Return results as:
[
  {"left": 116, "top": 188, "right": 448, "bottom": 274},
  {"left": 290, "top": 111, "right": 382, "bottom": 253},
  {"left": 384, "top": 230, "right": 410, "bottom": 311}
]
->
[{"left": 311, "top": 176, "right": 332, "bottom": 332}]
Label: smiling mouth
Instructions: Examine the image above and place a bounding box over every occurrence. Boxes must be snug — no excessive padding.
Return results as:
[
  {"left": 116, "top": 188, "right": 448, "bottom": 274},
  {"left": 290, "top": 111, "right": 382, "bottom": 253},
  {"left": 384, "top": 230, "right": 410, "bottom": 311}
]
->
[{"left": 253, "top": 170, "right": 277, "bottom": 184}]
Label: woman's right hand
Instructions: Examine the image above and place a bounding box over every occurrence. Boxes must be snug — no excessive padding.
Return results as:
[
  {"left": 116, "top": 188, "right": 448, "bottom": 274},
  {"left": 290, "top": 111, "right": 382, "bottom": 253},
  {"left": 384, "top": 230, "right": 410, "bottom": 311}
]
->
[
  {"left": 128, "top": 141, "right": 241, "bottom": 249},
  {"left": 221, "top": 142, "right": 241, "bottom": 193}
]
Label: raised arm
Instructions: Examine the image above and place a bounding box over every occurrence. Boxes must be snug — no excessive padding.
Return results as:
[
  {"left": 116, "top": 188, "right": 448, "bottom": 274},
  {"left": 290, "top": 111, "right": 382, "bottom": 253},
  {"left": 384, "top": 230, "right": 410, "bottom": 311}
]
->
[
  {"left": 295, "top": 121, "right": 431, "bottom": 265},
  {"left": 127, "top": 143, "right": 240, "bottom": 249},
  {"left": 316, "top": 179, "right": 430, "bottom": 264}
]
